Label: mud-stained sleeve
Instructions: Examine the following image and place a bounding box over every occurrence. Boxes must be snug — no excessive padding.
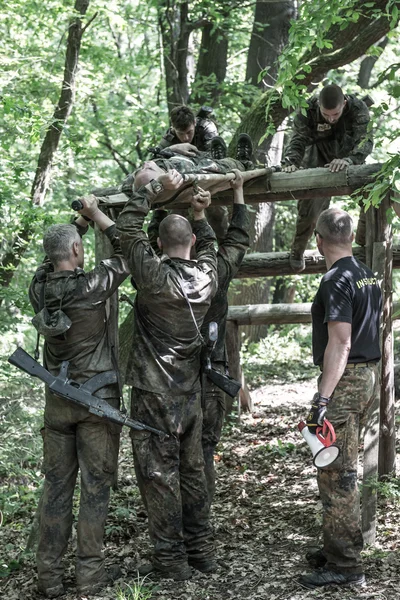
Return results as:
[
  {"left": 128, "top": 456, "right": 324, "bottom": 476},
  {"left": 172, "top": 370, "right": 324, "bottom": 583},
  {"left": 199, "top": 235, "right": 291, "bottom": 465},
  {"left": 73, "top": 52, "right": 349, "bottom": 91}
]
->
[
  {"left": 281, "top": 110, "right": 314, "bottom": 167},
  {"left": 147, "top": 209, "right": 168, "bottom": 256},
  {"left": 191, "top": 217, "right": 218, "bottom": 293},
  {"left": 81, "top": 225, "right": 130, "bottom": 301},
  {"left": 347, "top": 102, "right": 373, "bottom": 165},
  {"left": 217, "top": 204, "right": 250, "bottom": 291},
  {"left": 116, "top": 191, "right": 166, "bottom": 292}
]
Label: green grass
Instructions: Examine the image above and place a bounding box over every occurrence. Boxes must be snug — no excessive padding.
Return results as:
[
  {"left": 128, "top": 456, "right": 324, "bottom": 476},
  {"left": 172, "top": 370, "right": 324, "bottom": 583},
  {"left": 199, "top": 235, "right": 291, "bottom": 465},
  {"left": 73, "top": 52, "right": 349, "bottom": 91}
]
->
[
  {"left": 241, "top": 323, "right": 318, "bottom": 387},
  {"left": 116, "top": 575, "right": 157, "bottom": 600}
]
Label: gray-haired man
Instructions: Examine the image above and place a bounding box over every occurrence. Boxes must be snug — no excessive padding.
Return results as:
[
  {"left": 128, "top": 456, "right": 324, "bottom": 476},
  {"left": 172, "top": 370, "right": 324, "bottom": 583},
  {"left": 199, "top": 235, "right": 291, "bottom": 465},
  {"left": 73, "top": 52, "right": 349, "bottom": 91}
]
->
[{"left": 29, "top": 196, "right": 129, "bottom": 598}]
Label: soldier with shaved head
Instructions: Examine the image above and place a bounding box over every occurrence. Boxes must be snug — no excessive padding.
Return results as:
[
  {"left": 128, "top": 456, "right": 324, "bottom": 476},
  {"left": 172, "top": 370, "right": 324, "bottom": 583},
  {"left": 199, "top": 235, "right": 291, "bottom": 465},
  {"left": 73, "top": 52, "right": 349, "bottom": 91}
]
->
[
  {"left": 300, "top": 207, "right": 381, "bottom": 590},
  {"left": 116, "top": 170, "right": 218, "bottom": 580}
]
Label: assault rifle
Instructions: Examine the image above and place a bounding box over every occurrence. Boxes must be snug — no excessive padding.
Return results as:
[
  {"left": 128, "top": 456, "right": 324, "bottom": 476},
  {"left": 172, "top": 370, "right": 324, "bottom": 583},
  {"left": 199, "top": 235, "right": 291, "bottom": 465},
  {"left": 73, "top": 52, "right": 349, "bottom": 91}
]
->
[
  {"left": 8, "top": 347, "right": 168, "bottom": 440},
  {"left": 202, "top": 323, "right": 241, "bottom": 400}
]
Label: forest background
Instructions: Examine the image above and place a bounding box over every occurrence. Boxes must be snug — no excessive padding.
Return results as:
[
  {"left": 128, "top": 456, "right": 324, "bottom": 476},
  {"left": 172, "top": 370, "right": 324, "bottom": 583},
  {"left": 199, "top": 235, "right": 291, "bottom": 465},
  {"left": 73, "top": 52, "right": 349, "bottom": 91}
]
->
[{"left": 2, "top": 1, "right": 400, "bottom": 598}]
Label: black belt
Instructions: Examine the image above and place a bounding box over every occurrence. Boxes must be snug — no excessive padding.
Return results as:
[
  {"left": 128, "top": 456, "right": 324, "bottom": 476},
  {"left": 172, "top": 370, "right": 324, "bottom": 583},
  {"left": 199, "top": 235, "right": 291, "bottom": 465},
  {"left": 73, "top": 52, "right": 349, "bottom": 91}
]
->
[{"left": 320, "top": 362, "right": 378, "bottom": 372}]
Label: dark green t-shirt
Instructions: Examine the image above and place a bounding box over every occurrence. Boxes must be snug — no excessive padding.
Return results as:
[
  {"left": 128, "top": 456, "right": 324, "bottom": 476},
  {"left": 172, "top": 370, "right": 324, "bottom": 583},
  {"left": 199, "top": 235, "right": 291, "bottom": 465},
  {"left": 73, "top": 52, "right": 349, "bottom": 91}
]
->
[{"left": 311, "top": 256, "right": 382, "bottom": 366}]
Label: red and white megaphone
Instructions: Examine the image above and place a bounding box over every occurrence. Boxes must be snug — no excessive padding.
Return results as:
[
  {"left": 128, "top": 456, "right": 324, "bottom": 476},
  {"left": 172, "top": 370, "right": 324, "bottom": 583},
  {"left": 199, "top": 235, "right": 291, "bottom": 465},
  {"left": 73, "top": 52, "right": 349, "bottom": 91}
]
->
[{"left": 298, "top": 419, "right": 340, "bottom": 468}]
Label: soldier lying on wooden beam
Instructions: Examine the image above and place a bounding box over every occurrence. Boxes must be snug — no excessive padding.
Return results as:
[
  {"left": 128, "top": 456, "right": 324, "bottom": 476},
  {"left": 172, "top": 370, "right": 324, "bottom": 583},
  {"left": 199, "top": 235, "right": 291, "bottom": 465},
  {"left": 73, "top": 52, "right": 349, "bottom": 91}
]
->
[{"left": 120, "top": 134, "right": 255, "bottom": 207}]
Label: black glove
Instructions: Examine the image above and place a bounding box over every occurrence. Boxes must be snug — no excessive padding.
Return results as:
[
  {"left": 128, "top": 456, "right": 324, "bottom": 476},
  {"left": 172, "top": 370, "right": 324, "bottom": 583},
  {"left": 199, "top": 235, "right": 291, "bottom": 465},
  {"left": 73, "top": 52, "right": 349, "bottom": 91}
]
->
[{"left": 306, "top": 393, "right": 330, "bottom": 435}]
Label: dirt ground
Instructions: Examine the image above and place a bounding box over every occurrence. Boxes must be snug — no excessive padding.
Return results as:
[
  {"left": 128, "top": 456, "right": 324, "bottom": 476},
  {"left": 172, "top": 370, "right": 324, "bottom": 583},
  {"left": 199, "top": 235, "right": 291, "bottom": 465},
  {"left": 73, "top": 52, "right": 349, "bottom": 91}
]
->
[{"left": 1, "top": 376, "right": 400, "bottom": 600}]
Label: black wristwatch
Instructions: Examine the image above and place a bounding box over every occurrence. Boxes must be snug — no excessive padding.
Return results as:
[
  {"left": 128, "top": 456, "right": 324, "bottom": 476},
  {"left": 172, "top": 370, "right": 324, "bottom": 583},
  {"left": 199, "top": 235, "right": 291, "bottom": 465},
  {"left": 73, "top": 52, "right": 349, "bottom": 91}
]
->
[{"left": 149, "top": 179, "right": 164, "bottom": 195}]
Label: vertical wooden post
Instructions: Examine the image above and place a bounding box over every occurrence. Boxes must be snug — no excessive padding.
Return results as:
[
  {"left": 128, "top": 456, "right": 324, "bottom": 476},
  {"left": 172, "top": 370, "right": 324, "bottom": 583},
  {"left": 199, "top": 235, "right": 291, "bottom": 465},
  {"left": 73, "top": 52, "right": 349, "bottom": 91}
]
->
[
  {"left": 377, "top": 195, "right": 395, "bottom": 476},
  {"left": 362, "top": 195, "right": 395, "bottom": 544}
]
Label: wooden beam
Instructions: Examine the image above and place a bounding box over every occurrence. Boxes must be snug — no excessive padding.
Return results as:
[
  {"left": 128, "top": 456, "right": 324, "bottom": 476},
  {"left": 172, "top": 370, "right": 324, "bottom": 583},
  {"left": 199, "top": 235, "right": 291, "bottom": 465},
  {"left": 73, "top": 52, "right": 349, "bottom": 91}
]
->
[
  {"left": 96, "top": 163, "right": 383, "bottom": 209},
  {"left": 236, "top": 246, "right": 400, "bottom": 278},
  {"left": 227, "top": 301, "right": 400, "bottom": 325}
]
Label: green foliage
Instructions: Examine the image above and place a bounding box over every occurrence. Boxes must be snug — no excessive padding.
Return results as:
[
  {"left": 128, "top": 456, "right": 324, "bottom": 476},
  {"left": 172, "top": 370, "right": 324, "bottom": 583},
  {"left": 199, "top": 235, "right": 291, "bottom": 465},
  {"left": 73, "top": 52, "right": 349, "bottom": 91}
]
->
[
  {"left": 116, "top": 576, "right": 157, "bottom": 600},
  {"left": 257, "top": 438, "right": 297, "bottom": 459},
  {"left": 241, "top": 324, "right": 317, "bottom": 388}
]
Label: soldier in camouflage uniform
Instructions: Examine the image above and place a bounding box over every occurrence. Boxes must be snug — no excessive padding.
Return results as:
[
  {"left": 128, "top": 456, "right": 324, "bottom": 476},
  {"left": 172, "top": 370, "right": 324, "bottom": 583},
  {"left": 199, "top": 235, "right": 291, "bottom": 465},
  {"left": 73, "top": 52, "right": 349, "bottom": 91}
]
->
[
  {"left": 29, "top": 196, "right": 130, "bottom": 598},
  {"left": 147, "top": 170, "right": 250, "bottom": 505},
  {"left": 122, "top": 133, "right": 254, "bottom": 199},
  {"left": 156, "top": 105, "right": 218, "bottom": 156},
  {"left": 117, "top": 169, "right": 218, "bottom": 580},
  {"left": 300, "top": 208, "right": 381, "bottom": 590},
  {"left": 281, "top": 85, "right": 373, "bottom": 272}
]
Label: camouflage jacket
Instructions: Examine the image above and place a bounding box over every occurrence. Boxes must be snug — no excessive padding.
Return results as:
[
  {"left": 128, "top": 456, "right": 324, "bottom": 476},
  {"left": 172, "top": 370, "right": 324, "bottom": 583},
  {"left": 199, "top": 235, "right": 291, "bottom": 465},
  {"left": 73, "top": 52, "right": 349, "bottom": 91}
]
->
[
  {"left": 148, "top": 204, "right": 250, "bottom": 365},
  {"left": 282, "top": 94, "right": 373, "bottom": 168},
  {"left": 29, "top": 223, "right": 130, "bottom": 398},
  {"left": 158, "top": 117, "right": 218, "bottom": 152},
  {"left": 116, "top": 190, "right": 218, "bottom": 394},
  {"left": 120, "top": 157, "right": 247, "bottom": 202}
]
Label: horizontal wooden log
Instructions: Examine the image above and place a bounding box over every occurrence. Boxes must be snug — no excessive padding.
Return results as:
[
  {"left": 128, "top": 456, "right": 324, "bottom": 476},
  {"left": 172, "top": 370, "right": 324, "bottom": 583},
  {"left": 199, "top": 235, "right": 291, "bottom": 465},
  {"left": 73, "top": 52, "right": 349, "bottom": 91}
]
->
[
  {"left": 95, "top": 163, "right": 383, "bottom": 209},
  {"left": 237, "top": 246, "right": 400, "bottom": 277},
  {"left": 227, "top": 301, "right": 400, "bottom": 325}
]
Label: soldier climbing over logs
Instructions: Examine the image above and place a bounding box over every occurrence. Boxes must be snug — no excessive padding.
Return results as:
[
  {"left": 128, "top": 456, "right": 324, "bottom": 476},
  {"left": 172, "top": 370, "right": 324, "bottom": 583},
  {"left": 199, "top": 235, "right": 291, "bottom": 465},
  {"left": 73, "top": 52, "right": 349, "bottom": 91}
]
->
[{"left": 281, "top": 84, "right": 373, "bottom": 272}]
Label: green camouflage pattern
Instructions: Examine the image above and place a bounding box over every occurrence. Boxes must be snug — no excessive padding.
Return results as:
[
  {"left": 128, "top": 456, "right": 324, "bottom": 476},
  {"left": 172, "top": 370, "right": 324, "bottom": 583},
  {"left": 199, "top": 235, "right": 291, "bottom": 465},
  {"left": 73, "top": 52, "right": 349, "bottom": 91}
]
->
[
  {"left": 148, "top": 203, "right": 250, "bottom": 504},
  {"left": 116, "top": 193, "right": 217, "bottom": 394},
  {"left": 37, "top": 391, "right": 121, "bottom": 589},
  {"left": 130, "top": 387, "right": 215, "bottom": 570},
  {"left": 158, "top": 118, "right": 218, "bottom": 152},
  {"left": 282, "top": 95, "right": 373, "bottom": 256},
  {"left": 282, "top": 94, "right": 373, "bottom": 168},
  {"left": 317, "top": 364, "right": 380, "bottom": 573},
  {"left": 29, "top": 224, "right": 129, "bottom": 397}
]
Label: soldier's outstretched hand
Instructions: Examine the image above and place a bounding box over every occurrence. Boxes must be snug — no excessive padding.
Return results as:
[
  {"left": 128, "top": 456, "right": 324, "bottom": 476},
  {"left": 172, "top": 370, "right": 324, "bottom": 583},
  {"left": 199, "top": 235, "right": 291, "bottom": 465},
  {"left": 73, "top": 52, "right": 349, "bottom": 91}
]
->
[
  {"left": 282, "top": 164, "right": 299, "bottom": 173},
  {"left": 158, "top": 169, "right": 184, "bottom": 190},
  {"left": 77, "top": 194, "right": 99, "bottom": 219},
  {"left": 168, "top": 143, "right": 199, "bottom": 157},
  {"left": 230, "top": 169, "right": 244, "bottom": 190},
  {"left": 191, "top": 187, "right": 211, "bottom": 213},
  {"left": 325, "top": 158, "right": 351, "bottom": 172}
]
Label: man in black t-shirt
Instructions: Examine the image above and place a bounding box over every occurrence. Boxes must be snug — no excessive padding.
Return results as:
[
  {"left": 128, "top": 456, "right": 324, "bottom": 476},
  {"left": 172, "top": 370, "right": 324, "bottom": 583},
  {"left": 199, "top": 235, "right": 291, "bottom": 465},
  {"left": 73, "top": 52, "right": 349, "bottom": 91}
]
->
[{"left": 299, "top": 208, "right": 381, "bottom": 590}]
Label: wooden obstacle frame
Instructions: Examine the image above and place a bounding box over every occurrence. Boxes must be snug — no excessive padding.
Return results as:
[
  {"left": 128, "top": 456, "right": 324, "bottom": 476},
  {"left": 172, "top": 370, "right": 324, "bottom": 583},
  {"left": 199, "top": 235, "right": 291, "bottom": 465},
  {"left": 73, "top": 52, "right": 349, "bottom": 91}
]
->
[{"left": 95, "top": 162, "right": 395, "bottom": 545}]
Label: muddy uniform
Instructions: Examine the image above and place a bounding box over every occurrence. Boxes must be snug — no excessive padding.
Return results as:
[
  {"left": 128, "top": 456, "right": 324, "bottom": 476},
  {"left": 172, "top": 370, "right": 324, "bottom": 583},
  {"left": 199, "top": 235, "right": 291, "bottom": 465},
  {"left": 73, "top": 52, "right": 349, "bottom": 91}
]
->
[
  {"left": 158, "top": 117, "right": 218, "bottom": 152},
  {"left": 117, "top": 190, "right": 218, "bottom": 575},
  {"left": 148, "top": 204, "right": 250, "bottom": 504},
  {"left": 29, "top": 223, "right": 129, "bottom": 592},
  {"left": 311, "top": 256, "right": 381, "bottom": 574},
  {"left": 282, "top": 95, "right": 373, "bottom": 256}
]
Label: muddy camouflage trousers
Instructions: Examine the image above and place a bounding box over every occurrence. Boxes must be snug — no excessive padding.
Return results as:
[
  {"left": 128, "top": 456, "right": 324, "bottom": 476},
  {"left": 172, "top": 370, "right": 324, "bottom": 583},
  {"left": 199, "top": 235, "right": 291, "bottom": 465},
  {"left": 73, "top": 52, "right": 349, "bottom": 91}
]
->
[
  {"left": 317, "top": 364, "right": 379, "bottom": 573},
  {"left": 202, "top": 368, "right": 226, "bottom": 505},
  {"left": 130, "top": 387, "right": 215, "bottom": 570},
  {"left": 292, "top": 144, "right": 366, "bottom": 257},
  {"left": 36, "top": 389, "right": 121, "bottom": 590}
]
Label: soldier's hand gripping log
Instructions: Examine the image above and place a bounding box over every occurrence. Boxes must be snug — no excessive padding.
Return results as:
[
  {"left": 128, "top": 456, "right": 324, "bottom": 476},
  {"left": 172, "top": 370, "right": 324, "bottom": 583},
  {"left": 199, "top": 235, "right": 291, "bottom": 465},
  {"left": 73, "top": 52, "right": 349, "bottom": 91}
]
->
[{"left": 8, "top": 347, "right": 169, "bottom": 440}]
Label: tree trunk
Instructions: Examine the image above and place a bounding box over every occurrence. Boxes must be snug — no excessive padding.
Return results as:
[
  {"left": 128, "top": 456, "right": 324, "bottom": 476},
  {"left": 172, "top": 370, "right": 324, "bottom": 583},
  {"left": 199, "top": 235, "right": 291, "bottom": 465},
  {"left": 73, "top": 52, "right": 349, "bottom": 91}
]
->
[
  {"left": 357, "top": 37, "right": 388, "bottom": 88},
  {"left": 158, "top": 0, "right": 191, "bottom": 109},
  {"left": 191, "top": 13, "right": 228, "bottom": 106},
  {"left": 230, "top": 0, "right": 398, "bottom": 155},
  {"left": 229, "top": 0, "right": 294, "bottom": 342},
  {"left": 246, "top": 1, "right": 295, "bottom": 90},
  {"left": 0, "top": 0, "right": 92, "bottom": 292}
]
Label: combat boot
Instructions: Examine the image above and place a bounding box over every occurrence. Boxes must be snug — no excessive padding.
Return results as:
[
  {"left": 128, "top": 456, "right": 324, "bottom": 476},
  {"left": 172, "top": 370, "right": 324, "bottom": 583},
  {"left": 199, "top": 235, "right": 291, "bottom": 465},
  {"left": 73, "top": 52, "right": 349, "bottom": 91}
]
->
[
  {"left": 37, "top": 582, "right": 65, "bottom": 598},
  {"left": 210, "top": 136, "right": 227, "bottom": 160},
  {"left": 76, "top": 565, "right": 122, "bottom": 595},
  {"left": 299, "top": 568, "right": 366, "bottom": 589},
  {"left": 188, "top": 557, "right": 218, "bottom": 573},
  {"left": 236, "top": 133, "right": 253, "bottom": 166}
]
